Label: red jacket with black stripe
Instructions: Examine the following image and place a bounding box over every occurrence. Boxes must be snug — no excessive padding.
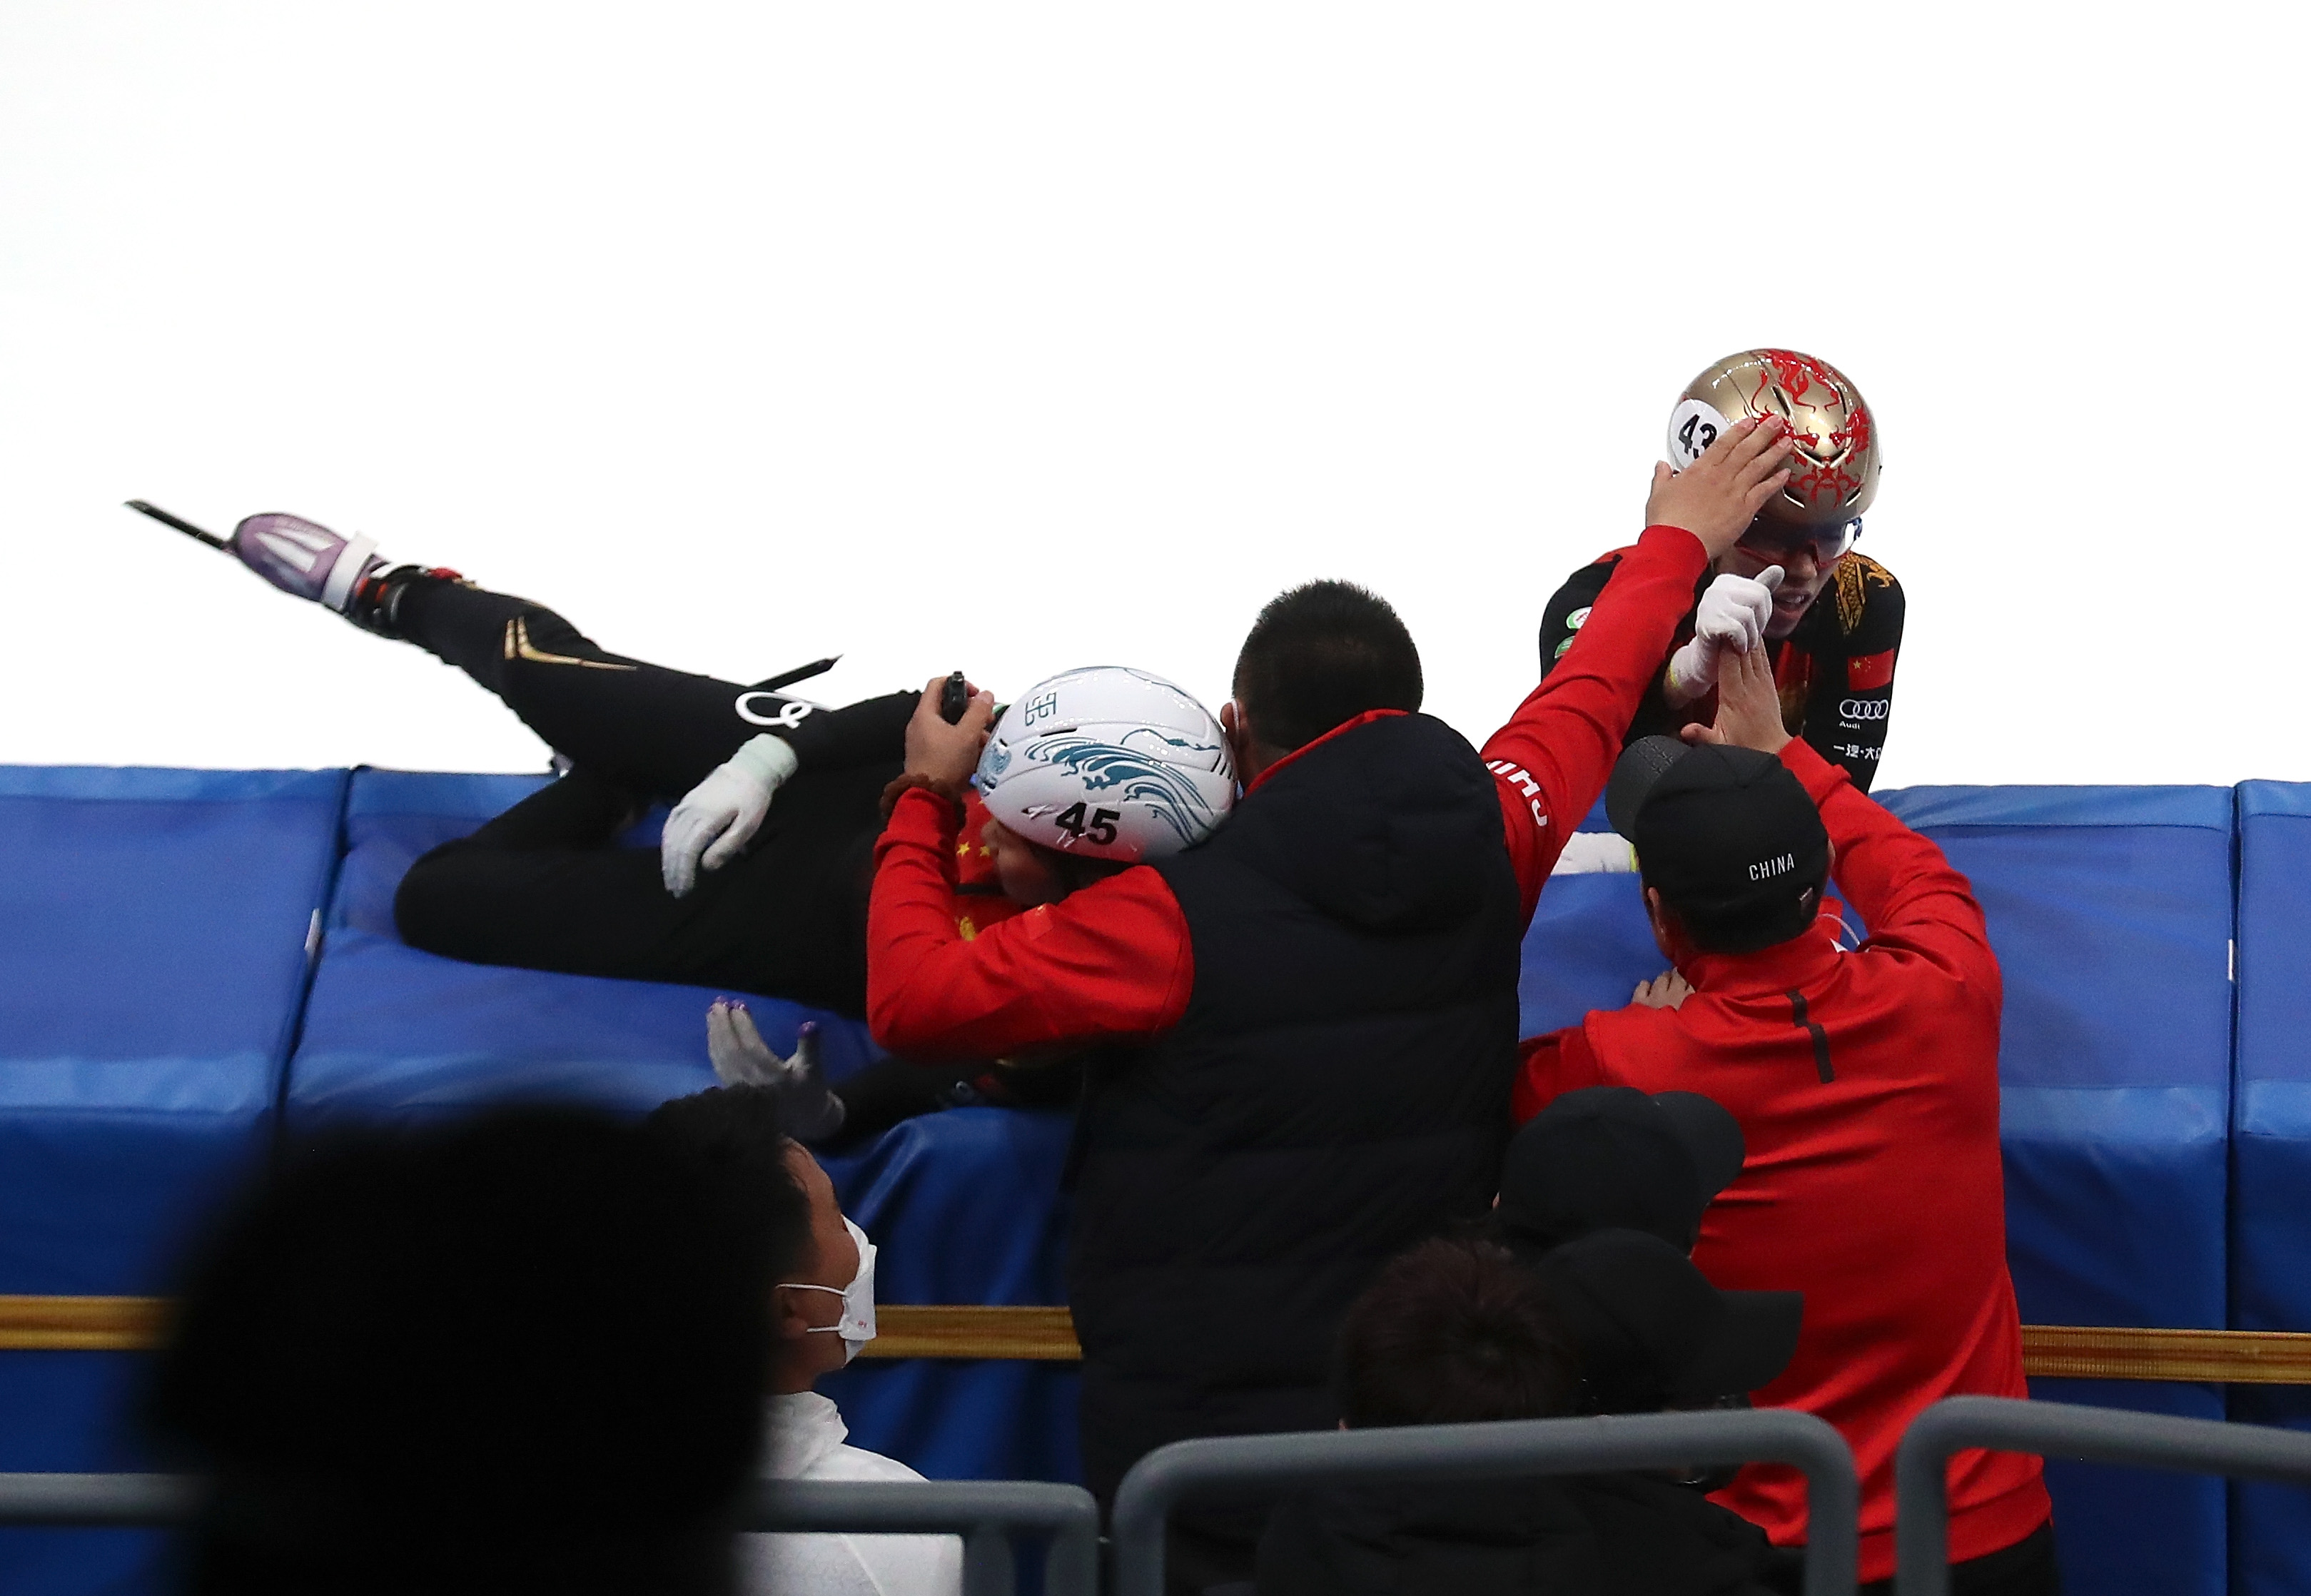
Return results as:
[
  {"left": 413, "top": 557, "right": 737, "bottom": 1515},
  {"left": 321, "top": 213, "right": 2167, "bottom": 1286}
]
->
[{"left": 1513, "top": 739, "right": 2049, "bottom": 1582}]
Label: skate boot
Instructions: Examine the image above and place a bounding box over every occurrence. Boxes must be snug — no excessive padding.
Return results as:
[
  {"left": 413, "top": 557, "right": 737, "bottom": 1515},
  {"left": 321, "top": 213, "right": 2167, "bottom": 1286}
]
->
[
  {"left": 225, "top": 512, "right": 462, "bottom": 637},
  {"left": 227, "top": 512, "right": 388, "bottom": 614}
]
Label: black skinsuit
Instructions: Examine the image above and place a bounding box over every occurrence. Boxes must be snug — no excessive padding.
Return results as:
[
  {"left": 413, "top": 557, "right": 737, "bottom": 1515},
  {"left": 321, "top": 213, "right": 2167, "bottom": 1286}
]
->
[
  {"left": 1538, "top": 550, "right": 1904, "bottom": 792},
  {"left": 383, "top": 576, "right": 912, "bottom": 1016},
  {"left": 380, "top": 576, "right": 1067, "bottom": 1141}
]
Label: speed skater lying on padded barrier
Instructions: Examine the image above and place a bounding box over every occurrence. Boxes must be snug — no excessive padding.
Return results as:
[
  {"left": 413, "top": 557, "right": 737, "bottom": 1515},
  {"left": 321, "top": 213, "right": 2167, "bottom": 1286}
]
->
[{"left": 131, "top": 500, "right": 1235, "bottom": 1146}]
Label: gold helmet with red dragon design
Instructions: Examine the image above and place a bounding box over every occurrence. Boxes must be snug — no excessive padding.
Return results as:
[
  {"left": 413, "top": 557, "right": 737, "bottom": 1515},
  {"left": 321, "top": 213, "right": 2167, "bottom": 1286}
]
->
[{"left": 1665, "top": 349, "right": 1878, "bottom": 536}]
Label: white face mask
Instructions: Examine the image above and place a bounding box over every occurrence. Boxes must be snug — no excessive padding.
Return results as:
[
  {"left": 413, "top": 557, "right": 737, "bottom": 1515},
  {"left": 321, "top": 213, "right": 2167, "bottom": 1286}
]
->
[{"left": 780, "top": 1216, "right": 877, "bottom": 1364}]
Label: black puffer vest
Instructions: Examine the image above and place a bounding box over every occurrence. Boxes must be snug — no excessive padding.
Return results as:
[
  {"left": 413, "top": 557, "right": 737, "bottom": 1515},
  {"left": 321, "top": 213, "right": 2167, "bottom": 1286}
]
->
[{"left": 1067, "top": 712, "right": 1523, "bottom": 1500}]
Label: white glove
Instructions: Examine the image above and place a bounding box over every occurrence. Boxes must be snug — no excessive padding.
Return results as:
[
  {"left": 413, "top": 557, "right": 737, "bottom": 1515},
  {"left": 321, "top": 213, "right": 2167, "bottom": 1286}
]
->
[
  {"left": 1664, "top": 565, "right": 1783, "bottom": 705},
  {"left": 1549, "top": 831, "right": 1638, "bottom": 874},
  {"left": 661, "top": 734, "right": 799, "bottom": 898},
  {"left": 706, "top": 1001, "right": 846, "bottom": 1142}
]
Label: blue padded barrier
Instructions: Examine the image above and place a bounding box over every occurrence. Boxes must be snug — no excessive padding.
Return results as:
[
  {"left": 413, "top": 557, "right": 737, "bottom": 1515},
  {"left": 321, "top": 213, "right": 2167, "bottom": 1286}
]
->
[
  {"left": 0, "top": 765, "right": 350, "bottom": 1596},
  {"left": 1836, "top": 786, "right": 2232, "bottom": 1596},
  {"left": 1512, "top": 799, "right": 1657, "bottom": 1035},
  {"left": 0, "top": 766, "right": 2284, "bottom": 1594},
  {"left": 284, "top": 769, "right": 867, "bottom": 1125},
  {"left": 2230, "top": 782, "right": 2311, "bottom": 1596},
  {"left": 1519, "top": 784, "right": 2236, "bottom": 1596},
  {"left": 284, "top": 768, "right": 1082, "bottom": 1483},
  {"left": 817, "top": 1109, "right": 1081, "bottom": 1484}
]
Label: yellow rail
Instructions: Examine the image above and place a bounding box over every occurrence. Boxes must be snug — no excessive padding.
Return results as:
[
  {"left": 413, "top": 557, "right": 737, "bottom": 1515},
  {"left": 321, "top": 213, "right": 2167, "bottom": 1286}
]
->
[
  {"left": 865, "top": 1305, "right": 1083, "bottom": 1361},
  {"left": 0, "top": 1296, "right": 168, "bottom": 1353},
  {"left": 6, "top": 1298, "right": 2310, "bottom": 1383},
  {"left": 2017, "top": 1324, "right": 2311, "bottom": 1385}
]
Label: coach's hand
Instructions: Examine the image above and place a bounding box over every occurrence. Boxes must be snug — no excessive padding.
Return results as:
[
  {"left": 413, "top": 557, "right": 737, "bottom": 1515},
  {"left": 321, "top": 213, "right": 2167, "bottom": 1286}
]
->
[
  {"left": 1664, "top": 566, "right": 1784, "bottom": 704},
  {"left": 902, "top": 674, "right": 996, "bottom": 794},
  {"left": 1632, "top": 969, "right": 1694, "bottom": 1009},
  {"left": 1681, "top": 640, "right": 1792, "bottom": 756},
  {"left": 1645, "top": 415, "right": 1794, "bottom": 558},
  {"left": 661, "top": 733, "right": 800, "bottom": 898}
]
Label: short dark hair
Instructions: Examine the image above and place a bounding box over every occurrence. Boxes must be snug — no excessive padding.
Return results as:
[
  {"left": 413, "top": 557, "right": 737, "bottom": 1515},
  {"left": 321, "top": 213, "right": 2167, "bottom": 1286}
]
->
[
  {"left": 146, "top": 1107, "right": 777, "bottom": 1596},
  {"left": 642, "top": 1084, "right": 816, "bottom": 1283},
  {"left": 1233, "top": 580, "right": 1423, "bottom": 753},
  {"left": 1335, "top": 1238, "right": 1576, "bottom": 1429}
]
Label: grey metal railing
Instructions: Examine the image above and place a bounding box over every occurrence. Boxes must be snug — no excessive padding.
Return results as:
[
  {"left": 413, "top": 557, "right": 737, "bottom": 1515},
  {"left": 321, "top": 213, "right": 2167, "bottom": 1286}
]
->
[
  {"left": 1111, "top": 1408, "right": 1859, "bottom": 1596},
  {"left": 0, "top": 1472, "right": 1098, "bottom": 1596},
  {"left": 1895, "top": 1396, "right": 2311, "bottom": 1596},
  {"left": 0, "top": 1472, "right": 200, "bottom": 1527}
]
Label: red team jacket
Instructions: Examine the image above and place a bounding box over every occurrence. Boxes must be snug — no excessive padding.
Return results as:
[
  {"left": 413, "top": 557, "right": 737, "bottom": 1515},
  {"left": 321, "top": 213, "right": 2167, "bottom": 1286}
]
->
[
  {"left": 1514, "top": 739, "right": 2050, "bottom": 1581},
  {"left": 946, "top": 789, "right": 1027, "bottom": 943},
  {"left": 866, "top": 522, "right": 1714, "bottom": 1058}
]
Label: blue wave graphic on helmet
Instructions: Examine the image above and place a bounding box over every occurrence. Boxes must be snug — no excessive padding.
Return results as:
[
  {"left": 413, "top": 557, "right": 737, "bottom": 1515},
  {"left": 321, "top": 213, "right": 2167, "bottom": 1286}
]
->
[{"left": 1015, "top": 735, "right": 1226, "bottom": 845}]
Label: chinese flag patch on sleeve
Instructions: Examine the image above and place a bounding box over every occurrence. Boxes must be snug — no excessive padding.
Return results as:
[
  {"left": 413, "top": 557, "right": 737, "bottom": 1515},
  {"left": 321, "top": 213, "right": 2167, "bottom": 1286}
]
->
[{"left": 1846, "top": 649, "right": 1896, "bottom": 692}]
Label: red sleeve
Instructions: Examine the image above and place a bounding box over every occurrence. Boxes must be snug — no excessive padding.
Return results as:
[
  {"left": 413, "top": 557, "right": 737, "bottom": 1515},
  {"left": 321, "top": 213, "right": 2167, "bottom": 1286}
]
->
[
  {"left": 1511, "top": 1025, "right": 1606, "bottom": 1122},
  {"left": 866, "top": 787, "right": 1195, "bottom": 1059},
  {"left": 1780, "top": 739, "right": 2001, "bottom": 997},
  {"left": 1483, "top": 523, "right": 1711, "bottom": 923}
]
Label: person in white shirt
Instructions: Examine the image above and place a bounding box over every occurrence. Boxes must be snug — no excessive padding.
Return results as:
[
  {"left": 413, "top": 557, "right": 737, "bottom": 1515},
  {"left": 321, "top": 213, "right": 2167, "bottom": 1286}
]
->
[{"left": 647, "top": 1083, "right": 963, "bottom": 1596}]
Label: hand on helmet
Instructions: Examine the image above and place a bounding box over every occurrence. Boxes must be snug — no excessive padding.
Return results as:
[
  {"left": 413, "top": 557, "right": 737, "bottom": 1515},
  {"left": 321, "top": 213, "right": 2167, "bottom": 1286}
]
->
[
  {"left": 1664, "top": 567, "right": 1784, "bottom": 705},
  {"left": 901, "top": 674, "right": 995, "bottom": 795},
  {"left": 661, "top": 734, "right": 800, "bottom": 898},
  {"left": 1644, "top": 416, "right": 1794, "bottom": 559},
  {"left": 706, "top": 1001, "right": 846, "bottom": 1143}
]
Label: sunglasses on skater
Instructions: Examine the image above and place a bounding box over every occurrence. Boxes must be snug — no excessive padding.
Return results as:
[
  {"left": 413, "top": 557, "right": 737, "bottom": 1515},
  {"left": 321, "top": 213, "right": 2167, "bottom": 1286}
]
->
[{"left": 1736, "top": 516, "right": 1863, "bottom": 565}]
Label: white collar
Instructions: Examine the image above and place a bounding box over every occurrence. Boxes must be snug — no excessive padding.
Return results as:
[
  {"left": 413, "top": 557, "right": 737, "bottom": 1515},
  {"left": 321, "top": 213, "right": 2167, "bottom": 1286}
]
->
[{"left": 761, "top": 1389, "right": 851, "bottom": 1479}]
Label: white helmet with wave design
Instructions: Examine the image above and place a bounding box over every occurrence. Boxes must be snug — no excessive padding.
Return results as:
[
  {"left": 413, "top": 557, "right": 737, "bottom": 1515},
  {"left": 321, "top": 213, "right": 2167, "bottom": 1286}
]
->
[{"left": 975, "top": 666, "right": 1237, "bottom": 862}]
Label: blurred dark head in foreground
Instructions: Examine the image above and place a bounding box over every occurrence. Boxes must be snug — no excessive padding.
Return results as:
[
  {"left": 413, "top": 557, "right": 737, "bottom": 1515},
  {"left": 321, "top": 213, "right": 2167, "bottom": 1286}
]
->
[
  {"left": 1335, "top": 1236, "right": 1577, "bottom": 1429},
  {"left": 145, "top": 1107, "right": 779, "bottom": 1596}
]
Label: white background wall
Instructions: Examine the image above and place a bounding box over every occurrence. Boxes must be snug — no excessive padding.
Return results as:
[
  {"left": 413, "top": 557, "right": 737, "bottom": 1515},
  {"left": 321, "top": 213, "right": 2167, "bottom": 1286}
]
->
[{"left": 1, "top": 4, "right": 2300, "bottom": 787}]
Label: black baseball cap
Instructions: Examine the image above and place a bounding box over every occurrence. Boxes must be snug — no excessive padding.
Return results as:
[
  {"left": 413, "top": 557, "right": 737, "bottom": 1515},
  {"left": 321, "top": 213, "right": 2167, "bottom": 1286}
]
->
[
  {"left": 1531, "top": 1228, "right": 1802, "bottom": 1413},
  {"left": 1606, "top": 735, "right": 1829, "bottom": 950},
  {"left": 1495, "top": 1086, "right": 1746, "bottom": 1256}
]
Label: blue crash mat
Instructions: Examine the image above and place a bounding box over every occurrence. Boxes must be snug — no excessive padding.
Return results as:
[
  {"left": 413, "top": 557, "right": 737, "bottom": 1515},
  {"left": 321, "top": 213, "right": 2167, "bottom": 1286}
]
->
[
  {"left": 2228, "top": 782, "right": 2311, "bottom": 1596},
  {"left": 1830, "top": 786, "right": 2232, "bottom": 1596},
  {"left": 1519, "top": 784, "right": 2235, "bottom": 1596},
  {"left": 284, "top": 767, "right": 1080, "bottom": 1482},
  {"left": 819, "top": 1107, "right": 1081, "bottom": 1483},
  {"left": 0, "top": 762, "right": 2275, "bottom": 1594},
  {"left": 0, "top": 765, "right": 347, "bottom": 1288},
  {"left": 285, "top": 769, "right": 875, "bottom": 1126},
  {"left": 0, "top": 765, "right": 348, "bottom": 1596}
]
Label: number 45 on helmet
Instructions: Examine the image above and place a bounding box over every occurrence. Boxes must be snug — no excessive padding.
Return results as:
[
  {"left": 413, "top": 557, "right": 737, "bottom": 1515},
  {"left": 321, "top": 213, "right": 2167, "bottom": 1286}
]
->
[{"left": 974, "top": 666, "right": 1238, "bottom": 863}]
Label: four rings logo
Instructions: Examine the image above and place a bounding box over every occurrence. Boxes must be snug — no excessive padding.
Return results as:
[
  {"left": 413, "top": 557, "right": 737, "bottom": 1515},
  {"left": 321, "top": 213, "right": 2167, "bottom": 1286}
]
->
[{"left": 1839, "top": 698, "right": 1889, "bottom": 722}]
